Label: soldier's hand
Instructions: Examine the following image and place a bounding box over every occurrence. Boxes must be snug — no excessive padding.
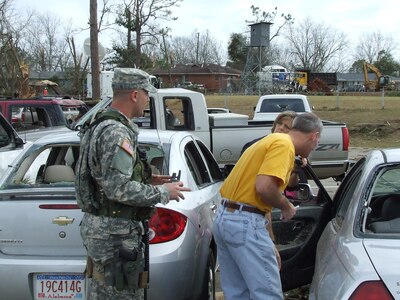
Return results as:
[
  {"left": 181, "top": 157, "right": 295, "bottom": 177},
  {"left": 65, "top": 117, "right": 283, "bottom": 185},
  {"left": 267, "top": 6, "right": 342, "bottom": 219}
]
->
[
  {"left": 151, "top": 174, "right": 172, "bottom": 185},
  {"left": 164, "top": 181, "right": 191, "bottom": 201}
]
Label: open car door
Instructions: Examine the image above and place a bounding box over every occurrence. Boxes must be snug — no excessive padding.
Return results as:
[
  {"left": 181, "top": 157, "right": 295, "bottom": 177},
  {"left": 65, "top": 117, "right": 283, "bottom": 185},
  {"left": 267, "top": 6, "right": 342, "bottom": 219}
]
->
[
  {"left": 273, "top": 162, "right": 334, "bottom": 291},
  {"left": 0, "top": 112, "right": 24, "bottom": 151}
]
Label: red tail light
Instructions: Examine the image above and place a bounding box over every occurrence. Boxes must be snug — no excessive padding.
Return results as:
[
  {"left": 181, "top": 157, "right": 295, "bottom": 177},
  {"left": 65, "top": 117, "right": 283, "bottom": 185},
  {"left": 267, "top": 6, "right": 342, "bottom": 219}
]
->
[
  {"left": 39, "top": 204, "right": 80, "bottom": 209},
  {"left": 149, "top": 207, "right": 187, "bottom": 244},
  {"left": 342, "top": 127, "right": 350, "bottom": 151},
  {"left": 349, "top": 281, "right": 393, "bottom": 300}
]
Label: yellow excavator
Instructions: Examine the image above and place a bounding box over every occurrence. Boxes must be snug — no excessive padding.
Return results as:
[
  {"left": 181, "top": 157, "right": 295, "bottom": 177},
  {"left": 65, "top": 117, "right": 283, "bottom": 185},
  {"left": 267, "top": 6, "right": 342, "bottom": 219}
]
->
[{"left": 363, "top": 61, "right": 392, "bottom": 91}]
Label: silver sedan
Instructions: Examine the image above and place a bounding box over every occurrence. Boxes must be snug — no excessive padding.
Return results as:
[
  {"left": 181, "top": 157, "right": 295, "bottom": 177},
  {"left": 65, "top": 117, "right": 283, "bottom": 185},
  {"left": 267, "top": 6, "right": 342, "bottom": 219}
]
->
[
  {"left": 309, "top": 148, "right": 400, "bottom": 299},
  {"left": 0, "top": 129, "right": 222, "bottom": 300}
]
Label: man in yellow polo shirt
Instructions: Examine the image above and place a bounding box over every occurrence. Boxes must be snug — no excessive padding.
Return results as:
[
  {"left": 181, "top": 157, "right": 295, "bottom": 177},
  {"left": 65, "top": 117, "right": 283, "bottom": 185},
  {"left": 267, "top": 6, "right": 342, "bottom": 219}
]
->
[{"left": 213, "top": 112, "right": 322, "bottom": 300}]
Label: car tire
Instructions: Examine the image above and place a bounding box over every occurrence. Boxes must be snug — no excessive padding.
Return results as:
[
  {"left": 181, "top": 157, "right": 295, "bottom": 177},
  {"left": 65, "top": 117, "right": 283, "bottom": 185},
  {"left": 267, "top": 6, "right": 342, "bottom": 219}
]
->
[{"left": 200, "top": 249, "right": 216, "bottom": 300}]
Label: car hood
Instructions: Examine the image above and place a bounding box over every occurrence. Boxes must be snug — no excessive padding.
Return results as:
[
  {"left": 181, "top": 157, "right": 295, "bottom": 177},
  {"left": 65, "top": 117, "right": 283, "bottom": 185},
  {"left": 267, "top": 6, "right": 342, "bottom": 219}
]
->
[{"left": 363, "top": 239, "right": 400, "bottom": 296}]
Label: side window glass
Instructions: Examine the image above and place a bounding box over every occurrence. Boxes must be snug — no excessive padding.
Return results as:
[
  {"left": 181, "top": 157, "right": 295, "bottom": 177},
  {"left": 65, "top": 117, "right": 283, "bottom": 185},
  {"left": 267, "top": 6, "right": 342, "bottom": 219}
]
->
[
  {"left": 334, "top": 159, "right": 365, "bottom": 227},
  {"left": 137, "top": 144, "right": 165, "bottom": 175},
  {"left": 196, "top": 140, "right": 223, "bottom": 181},
  {"left": 184, "top": 141, "right": 210, "bottom": 187},
  {"left": 365, "top": 166, "right": 400, "bottom": 233},
  {"left": 12, "top": 106, "right": 48, "bottom": 131},
  {"left": 164, "top": 97, "right": 194, "bottom": 130}
]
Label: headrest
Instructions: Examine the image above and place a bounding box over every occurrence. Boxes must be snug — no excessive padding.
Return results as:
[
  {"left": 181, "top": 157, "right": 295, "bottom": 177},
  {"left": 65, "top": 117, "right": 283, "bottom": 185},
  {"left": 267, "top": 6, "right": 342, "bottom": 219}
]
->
[{"left": 44, "top": 165, "right": 75, "bottom": 183}]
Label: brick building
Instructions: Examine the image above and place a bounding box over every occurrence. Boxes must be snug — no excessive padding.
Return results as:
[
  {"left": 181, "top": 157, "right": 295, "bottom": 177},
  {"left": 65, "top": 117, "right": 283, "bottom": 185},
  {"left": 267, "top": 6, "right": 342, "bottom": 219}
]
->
[{"left": 150, "top": 63, "right": 241, "bottom": 93}]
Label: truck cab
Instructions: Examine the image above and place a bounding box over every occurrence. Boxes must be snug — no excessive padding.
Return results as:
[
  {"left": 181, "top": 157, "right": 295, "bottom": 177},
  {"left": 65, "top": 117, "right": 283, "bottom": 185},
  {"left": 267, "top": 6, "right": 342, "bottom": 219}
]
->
[{"left": 253, "top": 94, "right": 313, "bottom": 121}]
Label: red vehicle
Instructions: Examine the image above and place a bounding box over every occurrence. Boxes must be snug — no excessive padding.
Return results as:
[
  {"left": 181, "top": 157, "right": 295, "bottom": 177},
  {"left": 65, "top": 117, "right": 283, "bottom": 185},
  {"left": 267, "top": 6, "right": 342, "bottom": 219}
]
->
[{"left": 0, "top": 98, "right": 88, "bottom": 131}]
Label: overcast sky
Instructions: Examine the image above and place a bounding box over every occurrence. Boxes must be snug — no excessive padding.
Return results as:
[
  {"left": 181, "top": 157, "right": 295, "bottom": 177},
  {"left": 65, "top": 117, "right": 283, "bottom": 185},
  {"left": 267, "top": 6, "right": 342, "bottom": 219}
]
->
[{"left": 14, "top": 0, "right": 400, "bottom": 60}]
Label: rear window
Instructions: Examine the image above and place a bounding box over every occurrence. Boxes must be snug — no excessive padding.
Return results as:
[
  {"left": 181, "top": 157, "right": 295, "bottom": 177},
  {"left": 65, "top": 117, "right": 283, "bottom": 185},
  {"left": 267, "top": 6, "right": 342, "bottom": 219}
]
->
[{"left": 260, "top": 98, "right": 305, "bottom": 112}]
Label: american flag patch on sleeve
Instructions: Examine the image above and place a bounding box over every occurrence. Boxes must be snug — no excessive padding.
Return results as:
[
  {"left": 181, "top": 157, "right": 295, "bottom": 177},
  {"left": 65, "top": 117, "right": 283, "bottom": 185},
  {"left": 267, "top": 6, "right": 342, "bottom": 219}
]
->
[{"left": 121, "top": 139, "right": 134, "bottom": 156}]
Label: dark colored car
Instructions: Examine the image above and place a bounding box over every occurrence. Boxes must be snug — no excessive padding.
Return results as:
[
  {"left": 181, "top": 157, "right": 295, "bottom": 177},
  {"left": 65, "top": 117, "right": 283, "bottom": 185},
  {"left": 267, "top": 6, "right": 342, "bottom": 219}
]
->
[{"left": 0, "top": 98, "right": 88, "bottom": 131}]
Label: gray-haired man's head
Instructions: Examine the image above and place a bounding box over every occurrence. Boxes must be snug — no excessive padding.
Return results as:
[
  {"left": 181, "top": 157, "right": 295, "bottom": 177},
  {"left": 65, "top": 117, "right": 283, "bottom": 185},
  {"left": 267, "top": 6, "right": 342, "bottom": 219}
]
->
[{"left": 291, "top": 112, "right": 323, "bottom": 134}]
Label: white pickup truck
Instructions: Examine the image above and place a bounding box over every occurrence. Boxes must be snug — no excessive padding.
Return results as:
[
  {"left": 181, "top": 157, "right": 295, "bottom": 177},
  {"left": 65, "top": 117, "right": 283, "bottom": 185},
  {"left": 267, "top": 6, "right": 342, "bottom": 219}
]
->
[
  {"left": 75, "top": 88, "right": 349, "bottom": 180},
  {"left": 253, "top": 94, "right": 313, "bottom": 121}
]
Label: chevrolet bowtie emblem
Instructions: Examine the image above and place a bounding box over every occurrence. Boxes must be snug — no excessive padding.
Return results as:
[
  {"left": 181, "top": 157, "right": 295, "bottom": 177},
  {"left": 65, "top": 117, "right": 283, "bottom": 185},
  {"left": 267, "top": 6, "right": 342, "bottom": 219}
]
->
[{"left": 52, "top": 216, "right": 75, "bottom": 226}]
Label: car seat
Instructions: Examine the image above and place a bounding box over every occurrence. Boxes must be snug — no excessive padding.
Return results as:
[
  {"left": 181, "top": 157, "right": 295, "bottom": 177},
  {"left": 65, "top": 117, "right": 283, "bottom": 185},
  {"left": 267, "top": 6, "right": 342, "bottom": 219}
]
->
[
  {"left": 44, "top": 165, "right": 75, "bottom": 183},
  {"left": 369, "top": 196, "right": 400, "bottom": 233}
]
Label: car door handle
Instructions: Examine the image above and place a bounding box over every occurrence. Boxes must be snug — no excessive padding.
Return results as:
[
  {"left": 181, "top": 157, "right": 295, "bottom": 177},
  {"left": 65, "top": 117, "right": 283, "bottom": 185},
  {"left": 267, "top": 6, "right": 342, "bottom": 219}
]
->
[
  {"left": 210, "top": 204, "right": 217, "bottom": 213},
  {"left": 292, "top": 221, "right": 304, "bottom": 231}
]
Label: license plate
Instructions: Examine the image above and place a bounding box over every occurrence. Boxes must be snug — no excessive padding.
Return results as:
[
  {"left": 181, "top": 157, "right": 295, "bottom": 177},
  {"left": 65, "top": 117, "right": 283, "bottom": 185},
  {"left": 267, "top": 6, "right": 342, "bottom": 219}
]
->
[{"left": 34, "top": 274, "right": 85, "bottom": 299}]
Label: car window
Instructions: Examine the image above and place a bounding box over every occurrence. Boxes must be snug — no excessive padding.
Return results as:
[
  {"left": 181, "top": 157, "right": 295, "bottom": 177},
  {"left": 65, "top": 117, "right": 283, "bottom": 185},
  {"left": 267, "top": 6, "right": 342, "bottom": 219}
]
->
[
  {"left": 137, "top": 143, "right": 165, "bottom": 175},
  {"left": 371, "top": 167, "right": 400, "bottom": 195},
  {"left": 10, "top": 106, "right": 50, "bottom": 130},
  {"left": 2, "top": 145, "right": 79, "bottom": 189},
  {"left": 333, "top": 158, "right": 366, "bottom": 228},
  {"left": 163, "top": 97, "right": 194, "bottom": 130},
  {"left": 196, "top": 139, "right": 223, "bottom": 182},
  {"left": 184, "top": 141, "right": 211, "bottom": 187},
  {"left": 260, "top": 98, "right": 305, "bottom": 112},
  {"left": 364, "top": 165, "right": 400, "bottom": 234}
]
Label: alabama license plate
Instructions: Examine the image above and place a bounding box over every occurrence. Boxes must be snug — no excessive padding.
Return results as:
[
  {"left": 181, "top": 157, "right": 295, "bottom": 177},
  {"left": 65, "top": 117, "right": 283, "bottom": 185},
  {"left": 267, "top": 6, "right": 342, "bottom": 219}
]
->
[{"left": 34, "top": 274, "right": 85, "bottom": 299}]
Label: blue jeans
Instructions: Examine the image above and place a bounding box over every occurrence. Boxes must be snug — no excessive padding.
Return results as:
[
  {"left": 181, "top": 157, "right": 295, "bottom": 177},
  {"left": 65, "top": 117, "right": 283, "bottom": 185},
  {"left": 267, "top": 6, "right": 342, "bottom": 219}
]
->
[{"left": 214, "top": 203, "right": 283, "bottom": 300}]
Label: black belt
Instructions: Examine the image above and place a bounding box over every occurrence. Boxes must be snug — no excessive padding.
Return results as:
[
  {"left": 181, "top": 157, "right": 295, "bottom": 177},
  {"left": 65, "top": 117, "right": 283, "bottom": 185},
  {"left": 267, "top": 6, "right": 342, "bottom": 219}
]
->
[{"left": 221, "top": 200, "right": 266, "bottom": 216}]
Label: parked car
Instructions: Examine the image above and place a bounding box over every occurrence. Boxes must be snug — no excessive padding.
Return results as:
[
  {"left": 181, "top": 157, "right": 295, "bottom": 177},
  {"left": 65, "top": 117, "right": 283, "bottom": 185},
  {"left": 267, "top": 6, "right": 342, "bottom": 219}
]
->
[
  {"left": 267, "top": 149, "right": 400, "bottom": 299},
  {"left": 0, "top": 98, "right": 89, "bottom": 131},
  {"left": 309, "top": 149, "right": 400, "bottom": 299},
  {"left": 0, "top": 129, "right": 223, "bottom": 300}
]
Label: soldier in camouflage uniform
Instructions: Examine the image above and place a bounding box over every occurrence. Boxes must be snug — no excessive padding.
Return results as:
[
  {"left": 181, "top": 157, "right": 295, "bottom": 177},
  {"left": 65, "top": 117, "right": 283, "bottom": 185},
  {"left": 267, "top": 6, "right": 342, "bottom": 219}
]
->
[{"left": 75, "top": 68, "right": 190, "bottom": 300}]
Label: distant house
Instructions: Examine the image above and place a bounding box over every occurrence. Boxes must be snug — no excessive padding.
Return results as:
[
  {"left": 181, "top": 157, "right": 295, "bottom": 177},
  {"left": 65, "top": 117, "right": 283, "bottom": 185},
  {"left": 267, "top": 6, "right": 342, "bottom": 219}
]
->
[
  {"left": 337, "top": 73, "right": 400, "bottom": 92},
  {"left": 150, "top": 64, "right": 241, "bottom": 93}
]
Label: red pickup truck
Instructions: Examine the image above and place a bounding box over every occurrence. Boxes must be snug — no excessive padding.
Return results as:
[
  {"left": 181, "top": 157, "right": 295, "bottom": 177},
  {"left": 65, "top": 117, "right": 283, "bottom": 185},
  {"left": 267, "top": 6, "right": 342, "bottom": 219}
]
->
[{"left": 0, "top": 98, "right": 88, "bottom": 131}]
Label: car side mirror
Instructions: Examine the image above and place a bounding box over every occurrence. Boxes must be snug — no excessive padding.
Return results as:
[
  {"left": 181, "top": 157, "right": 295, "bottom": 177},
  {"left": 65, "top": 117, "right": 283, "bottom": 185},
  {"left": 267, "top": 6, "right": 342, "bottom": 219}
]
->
[{"left": 285, "top": 183, "right": 313, "bottom": 202}]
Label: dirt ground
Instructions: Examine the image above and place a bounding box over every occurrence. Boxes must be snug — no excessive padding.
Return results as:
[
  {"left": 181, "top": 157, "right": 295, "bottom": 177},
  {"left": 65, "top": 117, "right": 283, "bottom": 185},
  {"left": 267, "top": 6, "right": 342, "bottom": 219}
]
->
[{"left": 205, "top": 94, "right": 400, "bottom": 149}]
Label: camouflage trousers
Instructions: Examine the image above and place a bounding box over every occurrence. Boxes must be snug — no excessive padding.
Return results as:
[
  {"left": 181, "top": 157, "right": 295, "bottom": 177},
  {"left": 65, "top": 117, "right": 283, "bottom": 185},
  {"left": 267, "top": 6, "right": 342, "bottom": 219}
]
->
[{"left": 87, "top": 277, "right": 144, "bottom": 300}]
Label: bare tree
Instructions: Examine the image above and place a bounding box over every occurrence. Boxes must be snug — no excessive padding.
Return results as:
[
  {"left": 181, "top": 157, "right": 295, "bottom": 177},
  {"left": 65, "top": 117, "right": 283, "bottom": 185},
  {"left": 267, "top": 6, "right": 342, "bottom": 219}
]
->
[
  {"left": 22, "top": 12, "right": 72, "bottom": 72},
  {"left": 285, "top": 18, "right": 348, "bottom": 71},
  {"left": 168, "top": 30, "right": 223, "bottom": 65},
  {"left": 114, "top": 0, "right": 182, "bottom": 68},
  {"left": 354, "top": 31, "right": 397, "bottom": 64},
  {"left": 247, "top": 6, "right": 294, "bottom": 42},
  {"left": 0, "top": 0, "right": 35, "bottom": 96}
]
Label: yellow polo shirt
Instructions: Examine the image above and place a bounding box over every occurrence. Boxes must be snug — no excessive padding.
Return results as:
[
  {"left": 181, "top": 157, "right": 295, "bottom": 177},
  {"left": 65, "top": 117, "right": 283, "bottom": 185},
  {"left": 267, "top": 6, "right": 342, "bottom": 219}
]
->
[{"left": 220, "top": 133, "right": 295, "bottom": 213}]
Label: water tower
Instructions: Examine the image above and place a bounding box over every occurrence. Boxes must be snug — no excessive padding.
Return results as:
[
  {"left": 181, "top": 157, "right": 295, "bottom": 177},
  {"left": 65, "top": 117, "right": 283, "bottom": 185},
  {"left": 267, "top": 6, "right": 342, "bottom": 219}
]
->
[{"left": 241, "top": 22, "right": 272, "bottom": 94}]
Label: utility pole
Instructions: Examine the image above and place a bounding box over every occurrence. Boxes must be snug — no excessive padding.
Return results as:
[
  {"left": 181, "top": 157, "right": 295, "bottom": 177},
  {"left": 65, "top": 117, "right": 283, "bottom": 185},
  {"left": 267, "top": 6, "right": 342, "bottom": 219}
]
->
[
  {"left": 196, "top": 32, "right": 200, "bottom": 64},
  {"left": 161, "top": 29, "right": 173, "bottom": 86},
  {"left": 90, "top": 0, "right": 100, "bottom": 100}
]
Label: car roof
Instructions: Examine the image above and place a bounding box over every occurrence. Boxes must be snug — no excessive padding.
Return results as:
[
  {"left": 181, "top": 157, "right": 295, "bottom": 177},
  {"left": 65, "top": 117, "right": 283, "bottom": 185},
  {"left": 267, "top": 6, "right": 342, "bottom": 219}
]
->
[
  {"left": 368, "top": 148, "right": 400, "bottom": 164},
  {"left": 32, "top": 128, "right": 191, "bottom": 146}
]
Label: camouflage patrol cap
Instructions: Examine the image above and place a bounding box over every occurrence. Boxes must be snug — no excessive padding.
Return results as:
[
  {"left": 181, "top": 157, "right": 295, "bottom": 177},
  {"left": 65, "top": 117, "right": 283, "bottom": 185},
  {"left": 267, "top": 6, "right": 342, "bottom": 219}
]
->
[{"left": 112, "top": 68, "right": 157, "bottom": 93}]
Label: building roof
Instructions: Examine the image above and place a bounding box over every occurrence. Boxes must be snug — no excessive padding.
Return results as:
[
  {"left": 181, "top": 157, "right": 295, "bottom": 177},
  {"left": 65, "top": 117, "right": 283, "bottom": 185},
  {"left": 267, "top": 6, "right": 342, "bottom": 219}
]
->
[
  {"left": 151, "top": 64, "right": 241, "bottom": 76},
  {"left": 337, "top": 72, "right": 400, "bottom": 82}
]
